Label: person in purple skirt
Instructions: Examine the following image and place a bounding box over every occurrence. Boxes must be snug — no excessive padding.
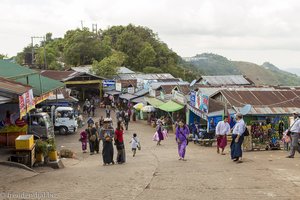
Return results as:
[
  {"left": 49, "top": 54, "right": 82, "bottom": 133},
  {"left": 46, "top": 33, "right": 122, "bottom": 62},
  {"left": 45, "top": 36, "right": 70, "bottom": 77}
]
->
[
  {"left": 156, "top": 120, "right": 164, "bottom": 145},
  {"left": 175, "top": 120, "right": 190, "bottom": 161}
]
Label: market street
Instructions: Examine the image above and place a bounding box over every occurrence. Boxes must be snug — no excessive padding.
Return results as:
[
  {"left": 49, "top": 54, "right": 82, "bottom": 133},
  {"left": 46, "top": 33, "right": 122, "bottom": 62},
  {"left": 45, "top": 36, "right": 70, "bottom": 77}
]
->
[{"left": 1, "top": 109, "right": 300, "bottom": 200}]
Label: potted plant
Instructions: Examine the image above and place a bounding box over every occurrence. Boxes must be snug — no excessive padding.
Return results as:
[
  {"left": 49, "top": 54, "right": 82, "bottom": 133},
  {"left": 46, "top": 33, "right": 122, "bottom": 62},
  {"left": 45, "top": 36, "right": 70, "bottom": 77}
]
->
[
  {"left": 47, "top": 138, "right": 58, "bottom": 161},
  {"left": 35, "top": 139, "right": 48, "bottom": 163}
]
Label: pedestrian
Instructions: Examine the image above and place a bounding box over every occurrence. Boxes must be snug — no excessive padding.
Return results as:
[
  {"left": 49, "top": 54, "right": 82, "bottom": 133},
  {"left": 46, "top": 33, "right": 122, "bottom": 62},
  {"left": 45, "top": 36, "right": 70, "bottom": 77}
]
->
[
  {"left": 230, "top": 113, "right": 246, "bottom": 163},
  {"left": 128, "top": 108, "right": 132, "bottom": 122},
  {"left": 215, "top": 116, "right": 230, "bottom": 155},
  {"left": 101, "top": 118, "right": 115, "bottom": 165},
  {"left": 87, "top": 117, "right": 94, "bottom": 127},
  {"left": 87, "top": 125, "right": 97, "bottom": 155},
  {"left": 99, "top": 116, "right": 104, "bottom": 127},
  {"left": 175, "top": 120, "right": 190, "bottom": 161},
  {"left": 130, "top": 133, "right": 140, "bottom": 157},
  {"left": 155, "top": 120, "right": 164, "bottom": 145},
  {"left": 114, "top": 121, "right": 126, "bottom": 164},
  {"left": 105, "top": 106, "right": 111, "bottom": 118},
  {"left": 83, "top": 99, "right": 91, "bottom": 114},
  {"left": 286, "top": 112, "right": 300, "bottom": 158},
  {"left": 79, "top": 129, "right": 88, "bottom": 153},
  {"left": 91, "top": 104, "right": 95, "bottom": 117},
  {"left": 124, "top": 112, "right": 129, "bottom": 130},
  {"left": 94, "top": 122, "right": 101, "bottom": 154}
]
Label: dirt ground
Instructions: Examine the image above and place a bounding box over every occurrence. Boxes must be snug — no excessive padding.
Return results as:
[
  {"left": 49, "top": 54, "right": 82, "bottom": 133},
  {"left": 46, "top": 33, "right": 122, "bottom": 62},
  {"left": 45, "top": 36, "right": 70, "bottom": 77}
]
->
[{"left": 1, "top": 108, "right": 300, "bottom": 200}]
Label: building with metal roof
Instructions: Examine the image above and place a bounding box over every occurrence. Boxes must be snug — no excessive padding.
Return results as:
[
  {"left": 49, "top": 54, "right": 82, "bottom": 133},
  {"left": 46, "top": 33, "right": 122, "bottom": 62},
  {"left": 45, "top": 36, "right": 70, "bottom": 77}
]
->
[
  {"left": 211, "top": 89, "right": 300, "bottom": 115},
  {"left": 197, "top": 75, "right": 254, "bottom": 86},
  {"left": 71, "top": 66, "right": 135, "bottom": 75}
]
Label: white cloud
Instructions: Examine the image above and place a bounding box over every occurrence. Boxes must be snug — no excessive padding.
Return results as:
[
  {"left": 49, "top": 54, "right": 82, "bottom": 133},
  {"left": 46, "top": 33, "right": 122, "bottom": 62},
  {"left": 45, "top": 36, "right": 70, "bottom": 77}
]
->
[{"left": 1, "top": 0, "right": 300, "bottom": 68}]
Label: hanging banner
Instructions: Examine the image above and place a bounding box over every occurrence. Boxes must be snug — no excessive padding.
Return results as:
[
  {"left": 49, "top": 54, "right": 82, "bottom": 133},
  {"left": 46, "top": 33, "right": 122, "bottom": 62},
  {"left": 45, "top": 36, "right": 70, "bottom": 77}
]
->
[
  {"left": 190, "top": 91, "right": 196, "bottom": 107},
  {"left": 200, "top": 94, "right": 209, "bottom": 113},
  {"left": 19, "top": 89, "right": 36, "bottom": 118}
]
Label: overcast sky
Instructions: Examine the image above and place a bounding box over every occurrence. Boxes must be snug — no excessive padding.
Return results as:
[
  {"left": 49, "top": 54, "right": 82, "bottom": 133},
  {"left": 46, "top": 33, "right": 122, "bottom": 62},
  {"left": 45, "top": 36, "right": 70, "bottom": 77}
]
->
[{"left": 1, "top": 0, "right": 300, "bottom": 69}]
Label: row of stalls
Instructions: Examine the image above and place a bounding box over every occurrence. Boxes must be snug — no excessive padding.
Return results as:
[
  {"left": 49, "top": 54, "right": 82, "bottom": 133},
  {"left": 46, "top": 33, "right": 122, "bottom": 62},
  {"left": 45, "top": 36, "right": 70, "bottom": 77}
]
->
[
  {"left": 0, "top": 60, "right": 65, "bottom": 149},
  {"left": 186, "top": 82, "right": 300, "bottom": 150}
]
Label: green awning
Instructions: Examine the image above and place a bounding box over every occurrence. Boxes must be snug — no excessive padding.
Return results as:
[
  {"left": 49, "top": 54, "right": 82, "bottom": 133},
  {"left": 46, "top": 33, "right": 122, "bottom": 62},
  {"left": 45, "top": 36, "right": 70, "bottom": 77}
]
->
[
  {"left": 145, "top": 97, "right": 164, "bottom": 108},
  {"left": 0, "top": 60, "right": 64, "bottom": 96},
  {"left": 158, "top": 100, "right": 184, "bottom": 112}
]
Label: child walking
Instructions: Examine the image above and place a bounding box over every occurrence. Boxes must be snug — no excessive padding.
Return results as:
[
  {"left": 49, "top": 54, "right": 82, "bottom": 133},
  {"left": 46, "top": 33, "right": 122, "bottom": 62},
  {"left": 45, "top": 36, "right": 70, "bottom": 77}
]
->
[{"left": 130, "top": 133, "right": 140, "bottom": 157}]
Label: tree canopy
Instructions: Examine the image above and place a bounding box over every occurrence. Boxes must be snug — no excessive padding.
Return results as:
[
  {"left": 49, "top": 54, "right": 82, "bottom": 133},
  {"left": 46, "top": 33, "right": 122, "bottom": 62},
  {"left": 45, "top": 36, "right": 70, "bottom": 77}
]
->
[{"left": 15, "top": 25, "right": 200, "bottom": 81}]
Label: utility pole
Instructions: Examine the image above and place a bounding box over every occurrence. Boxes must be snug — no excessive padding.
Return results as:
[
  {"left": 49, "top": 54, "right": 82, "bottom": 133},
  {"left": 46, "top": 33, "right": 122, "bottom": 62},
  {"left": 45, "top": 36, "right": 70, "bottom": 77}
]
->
[
  {"left": 92, "top": 24, "right": 98, "bottom": 34},
  {"left": 31, "top": 36, "right": 46, "bottom": 68},
  {"left": 81, "top": 20, "right": 84, "bottom": 30}
]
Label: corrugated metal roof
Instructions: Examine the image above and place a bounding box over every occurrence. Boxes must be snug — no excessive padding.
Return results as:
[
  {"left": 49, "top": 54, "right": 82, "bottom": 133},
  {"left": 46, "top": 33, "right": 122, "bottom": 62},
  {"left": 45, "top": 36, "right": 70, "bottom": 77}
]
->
[
  {"left": 234, "top": 106, "right": 300, "bottom": 115},
  {"left": 132, "top": 96, "right": 146, "bottom": 104},
  {"left": 0, "top": 60, "right": 64, "bottom": 96},
  {"left": 220, "top": 89, "right": 300, "bottom": 107},
  {"left": 0, "top": 77, "right": 32, "bottom": 95},
  {"left": 199, "top": 75, "right": 251, "bottom": 86},
  {"left": 134, "top": 89, "right": 149, "bottom": 97},
  {"left": 119, "top": 93, "right": 137, "bottom": 100},
  {"left": 40, "top": 70, "right": 81, "bottom": 81},
  {"left": 71, "top": 66, "right": 135, "bottom": 75},
  {"left": 117, "top": 73, "right": 175, "bottom": 80},
  {"left": 150, "top": 81, "right": 190, "bottom": 90}
]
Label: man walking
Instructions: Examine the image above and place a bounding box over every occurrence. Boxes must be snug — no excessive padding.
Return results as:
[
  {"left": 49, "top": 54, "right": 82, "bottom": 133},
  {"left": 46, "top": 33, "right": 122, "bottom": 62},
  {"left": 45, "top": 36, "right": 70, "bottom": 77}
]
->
[
  {"left": 216, "top": 116, "right": 230, "bottom": 155},
  {"left": 286, "top": 112, "right": 300, "bottom": 158},
  {"left": 231, "top": 113, "right": 246, "bottom": 163}
]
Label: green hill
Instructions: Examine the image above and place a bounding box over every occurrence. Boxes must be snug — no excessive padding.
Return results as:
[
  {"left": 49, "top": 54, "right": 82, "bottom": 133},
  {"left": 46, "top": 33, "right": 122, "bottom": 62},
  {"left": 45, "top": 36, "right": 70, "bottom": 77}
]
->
[{"left": 185, "top": 53, "right": 300, "bottom": 86}]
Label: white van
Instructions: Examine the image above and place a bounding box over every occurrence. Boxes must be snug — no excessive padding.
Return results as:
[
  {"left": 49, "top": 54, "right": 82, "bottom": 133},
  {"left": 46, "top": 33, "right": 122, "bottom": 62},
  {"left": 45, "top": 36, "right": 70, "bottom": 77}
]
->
[{"left": 54, "top": 107, "right": 78, "bottom": 134}]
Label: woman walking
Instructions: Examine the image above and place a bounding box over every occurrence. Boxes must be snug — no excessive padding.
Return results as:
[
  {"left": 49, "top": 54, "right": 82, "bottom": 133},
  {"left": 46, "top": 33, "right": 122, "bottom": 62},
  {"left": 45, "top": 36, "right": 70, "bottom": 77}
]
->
[
  {"left": 175, "top": 120, "right": 190, "bottom": 161},
  {"left": 114, "top": 121, "right": 126, "bottom": 164},
  {"left": 231, "top": 113, "right": 246, "bottom": 163},
  {"left": 156, "top": 120, "right": 164, "bottom": 145},
  {"left": 80, "top": 129, "right": 88, "bottom": 153},
  {"left": 101, "top": 118, "right": 115, "bottom": 165}
]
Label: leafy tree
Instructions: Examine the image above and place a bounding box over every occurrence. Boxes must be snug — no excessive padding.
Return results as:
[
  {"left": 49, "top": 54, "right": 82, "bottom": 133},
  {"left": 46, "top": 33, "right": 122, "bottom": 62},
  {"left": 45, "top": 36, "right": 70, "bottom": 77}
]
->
[
  {"left": 91, "top": 51, "right": 126, "bottom": 78},
  {"left": 143, "top": 66, "right": 163, "bottom": 73},
  {"left": 138, "top": 42, "right": 156, "bottom": 69},
  {"left": 63, "top": 28, "right": 106, "bottom": 66}
]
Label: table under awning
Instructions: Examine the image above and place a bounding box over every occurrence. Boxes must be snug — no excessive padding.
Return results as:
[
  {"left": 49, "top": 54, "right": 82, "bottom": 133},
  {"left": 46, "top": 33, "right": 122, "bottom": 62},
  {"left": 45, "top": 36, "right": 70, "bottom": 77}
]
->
[
  {"left": 158, "top": 100, "right": 184, "bottom": 112},
  {"left": 145, "top": 97, "right": 164, "bottom": 108}
]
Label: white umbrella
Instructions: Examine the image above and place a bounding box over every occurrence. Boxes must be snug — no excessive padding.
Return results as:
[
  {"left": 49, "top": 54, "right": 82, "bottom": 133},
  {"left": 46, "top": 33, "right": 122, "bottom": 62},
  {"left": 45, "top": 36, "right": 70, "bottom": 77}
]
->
[{"left": 142, "top": 105, "right": 156, "bottom": 112}]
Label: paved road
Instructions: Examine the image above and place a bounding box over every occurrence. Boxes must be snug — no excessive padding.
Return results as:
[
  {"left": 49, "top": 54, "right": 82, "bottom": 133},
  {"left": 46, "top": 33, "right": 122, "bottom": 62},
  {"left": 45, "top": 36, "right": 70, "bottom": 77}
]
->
[{"left": 1, "top": 108, "right": 300, "bottom": 200}]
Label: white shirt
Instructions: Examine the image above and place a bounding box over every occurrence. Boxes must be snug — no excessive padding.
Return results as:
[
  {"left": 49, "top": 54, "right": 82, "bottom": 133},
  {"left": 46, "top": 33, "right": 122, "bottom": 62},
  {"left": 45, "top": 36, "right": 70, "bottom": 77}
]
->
[
  {"left": 131, "top": 137, "right": 139, "bottom": 148},
  {"left": 232, "top": 119, "right": 246, "bottom": 136},
  {"left": 290, "top": 118, "right": 300, "bottom": 133},
  {"left": 215, "top": 121, "right": 230, "bottom": 136}
]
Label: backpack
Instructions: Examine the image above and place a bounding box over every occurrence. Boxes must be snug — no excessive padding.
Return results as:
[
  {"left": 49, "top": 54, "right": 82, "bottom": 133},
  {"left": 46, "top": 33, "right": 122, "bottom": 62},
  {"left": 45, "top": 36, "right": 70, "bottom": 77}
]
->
[{"left": 243, "top": 127, "right": 249, "bottom": 136}]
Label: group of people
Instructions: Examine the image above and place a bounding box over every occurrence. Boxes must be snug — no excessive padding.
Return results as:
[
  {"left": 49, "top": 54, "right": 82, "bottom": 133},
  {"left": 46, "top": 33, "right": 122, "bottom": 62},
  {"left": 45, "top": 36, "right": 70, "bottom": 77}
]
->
[
  {"left": 79, "top": 116, "right": 140, "bottom": 165},
  {"left": 214, "top": 111, "right": 300, "bottom": 163}
]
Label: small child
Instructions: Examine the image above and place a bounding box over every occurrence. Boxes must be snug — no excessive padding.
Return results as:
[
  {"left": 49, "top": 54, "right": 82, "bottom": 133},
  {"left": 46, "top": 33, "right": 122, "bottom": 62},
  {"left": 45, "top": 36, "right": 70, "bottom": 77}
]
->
[{"left": 130, "top": 133, "right": 140, "bottom": 157}]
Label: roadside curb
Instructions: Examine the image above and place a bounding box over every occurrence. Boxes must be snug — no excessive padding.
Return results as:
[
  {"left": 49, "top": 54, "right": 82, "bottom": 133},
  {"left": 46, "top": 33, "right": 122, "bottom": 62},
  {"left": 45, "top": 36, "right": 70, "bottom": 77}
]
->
[{"left": 0, "top": 161, "right": 37, "bottom": 173}]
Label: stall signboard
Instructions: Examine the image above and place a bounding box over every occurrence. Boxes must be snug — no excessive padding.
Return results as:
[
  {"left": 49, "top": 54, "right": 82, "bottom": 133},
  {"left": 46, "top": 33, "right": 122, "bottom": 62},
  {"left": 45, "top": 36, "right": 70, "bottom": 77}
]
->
[
  {"left": 19, "top": 89, "right": 35, "bottom": 118},
  {"left": 128, "top": 87, "right": 135, "bottom": 94},
  {"left": 190, "top": 91, "right": 196, "bottom": 107},
  {"left": 102, "top": 80, "right": 115, "bottom": 90},
  {"left": 34, "top": 91, "right": 53, "bottom": 105},
  {"left": 116, "top": 83, "right": 122, "bottom": 92}
]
